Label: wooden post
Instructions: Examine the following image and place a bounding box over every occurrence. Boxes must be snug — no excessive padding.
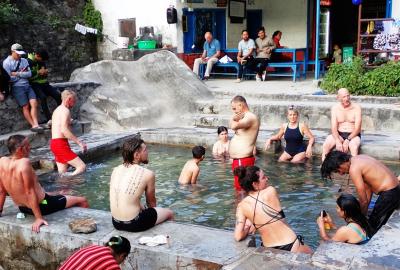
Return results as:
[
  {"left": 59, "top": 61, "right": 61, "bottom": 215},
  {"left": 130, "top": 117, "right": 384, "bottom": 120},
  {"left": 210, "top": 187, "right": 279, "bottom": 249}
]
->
[{"left": 356, "top": 4, "right": 362, "bottom": 55}]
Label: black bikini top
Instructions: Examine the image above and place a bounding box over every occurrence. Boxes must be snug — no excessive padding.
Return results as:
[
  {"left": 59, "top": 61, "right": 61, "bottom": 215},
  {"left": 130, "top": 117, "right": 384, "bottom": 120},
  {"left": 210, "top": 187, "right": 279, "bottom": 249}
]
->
[{"left": 249, "top": 190, "right": 286, "bottom": 230}]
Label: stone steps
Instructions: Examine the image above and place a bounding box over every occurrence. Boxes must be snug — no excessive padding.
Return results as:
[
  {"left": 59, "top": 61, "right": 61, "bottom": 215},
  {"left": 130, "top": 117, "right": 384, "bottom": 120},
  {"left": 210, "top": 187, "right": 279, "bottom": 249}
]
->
[
  {"left": 210, "top": 88, "right": 400, "bottom": 104},
  {"left": 194, "top": 97, "right": 400, "bottom": 132},
  {"left": 139, "top": 127, "right": 400, "bottom": 161}
]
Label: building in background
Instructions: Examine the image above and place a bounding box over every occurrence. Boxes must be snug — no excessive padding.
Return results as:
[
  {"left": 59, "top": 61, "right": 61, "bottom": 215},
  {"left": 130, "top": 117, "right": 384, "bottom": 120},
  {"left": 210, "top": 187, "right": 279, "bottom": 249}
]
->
[{"left": 93, "top": 0, "right": 398, "bottom": 71}]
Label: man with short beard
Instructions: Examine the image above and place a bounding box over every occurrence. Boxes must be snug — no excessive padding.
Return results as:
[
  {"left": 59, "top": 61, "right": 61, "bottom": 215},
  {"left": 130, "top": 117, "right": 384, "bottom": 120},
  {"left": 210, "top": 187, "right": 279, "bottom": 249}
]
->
[
  {"left": 229, "top": 96, "right": 260, "bottom": 191},
  {"left": 110, "top": 137, "right": 173, "bottom": 232},
  {"left": 236, "top": 30, "right": 256, "bottom": 83},
  {"left": 0, "top": 135, "right": 89, "bottom": 233}
]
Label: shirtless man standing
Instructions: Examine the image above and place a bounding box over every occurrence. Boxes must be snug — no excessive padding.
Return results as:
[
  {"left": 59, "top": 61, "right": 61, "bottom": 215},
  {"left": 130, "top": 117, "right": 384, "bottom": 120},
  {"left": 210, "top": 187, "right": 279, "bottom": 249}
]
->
[
  {"left": 51, "top": 90, "right": 86, "bottom": 176},
  {"left": 322, "top": 88, "right": 362, "bottom": 161},
  {"left": 229, "top": 96, "right": 260, "bottom": 191},
  {"left": 321, "top": 151, "right": 400, "bottom": 235},
  {"left": 0, "top": 135, "right": 89, "bottom": 233},
  {"left": 110, "top": 137, "right": 173, "bottom": 232}
]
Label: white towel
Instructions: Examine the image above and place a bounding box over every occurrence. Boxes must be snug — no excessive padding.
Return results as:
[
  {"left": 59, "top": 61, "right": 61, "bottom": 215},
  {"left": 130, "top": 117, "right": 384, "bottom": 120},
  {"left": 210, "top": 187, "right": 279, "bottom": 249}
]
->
[
  {"left": 138, "top": 235, "right": 168, "bottom": 247},
  {"left": 74, "top": 23, "right": 98, "bottom": 35},
  {"left": 219, "top": 55, "right": 233, "bottom": 64}
]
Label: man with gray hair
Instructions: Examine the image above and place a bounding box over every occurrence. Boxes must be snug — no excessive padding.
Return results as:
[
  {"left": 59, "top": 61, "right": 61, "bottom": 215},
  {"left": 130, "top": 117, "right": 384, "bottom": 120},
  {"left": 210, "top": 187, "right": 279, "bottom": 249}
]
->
[
  {"left": 2, "top": 43, "right": 42, "bottom": 132},
  {"left": 51, "top": 90, "right": 87, "bottom": 176},
  {"left": 192, "top": 32, "right": 221, "bottom": 80},
  {"left": 321, "top": 88, "right": 362, "bottom": 161}
]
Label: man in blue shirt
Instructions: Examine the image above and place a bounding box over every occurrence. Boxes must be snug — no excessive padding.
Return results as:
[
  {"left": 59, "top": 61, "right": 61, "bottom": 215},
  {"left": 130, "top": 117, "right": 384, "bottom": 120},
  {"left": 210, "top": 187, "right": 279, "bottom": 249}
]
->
[
  {"left": 193, "top": 32, "right": 221, "bottom": 80},
  {"left": 236, "top": 30, "right": 256, "bottom": 83},
  {"left": 3, "top": 44, "right": 42, "bottom": 132}
]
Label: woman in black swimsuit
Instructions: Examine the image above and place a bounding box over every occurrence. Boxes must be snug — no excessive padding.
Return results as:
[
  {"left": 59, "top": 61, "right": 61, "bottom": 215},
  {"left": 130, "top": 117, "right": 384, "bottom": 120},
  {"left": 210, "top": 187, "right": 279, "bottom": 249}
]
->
[
  {"left": 265, "top": 106, "right": 314, "bottom": 163},
  {"left": 234, "top": 165, "right": 312, "bottom": 254}
]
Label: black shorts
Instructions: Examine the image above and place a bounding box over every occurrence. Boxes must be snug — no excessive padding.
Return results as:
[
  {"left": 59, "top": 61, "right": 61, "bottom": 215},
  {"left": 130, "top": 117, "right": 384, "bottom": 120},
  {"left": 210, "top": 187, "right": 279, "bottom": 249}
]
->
[
  {"left": 19, "top": 193, "right": 67, "bottom": 216},
  {"left": 112, "top": 208, "right": 158, "bottom": 232},
  {"left": 369, "top": 185, "right": 400, "bottom": 235},
  {"left": 338, "top": 131, "right": 361, "bottom": 141}
]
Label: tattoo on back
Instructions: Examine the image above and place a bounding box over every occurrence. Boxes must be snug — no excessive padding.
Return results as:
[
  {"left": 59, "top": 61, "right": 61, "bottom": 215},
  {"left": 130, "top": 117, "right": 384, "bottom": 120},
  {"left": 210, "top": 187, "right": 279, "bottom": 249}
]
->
[{"left": 125, "top": 166, "right": 144, "bottom": 195}]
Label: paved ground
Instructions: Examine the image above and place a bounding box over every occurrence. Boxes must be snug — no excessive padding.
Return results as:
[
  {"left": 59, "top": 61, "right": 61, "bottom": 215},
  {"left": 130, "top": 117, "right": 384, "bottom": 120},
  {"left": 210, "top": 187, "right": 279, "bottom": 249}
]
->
[{"left": 204, "top": 76, "right": 321, "bottom": 95}]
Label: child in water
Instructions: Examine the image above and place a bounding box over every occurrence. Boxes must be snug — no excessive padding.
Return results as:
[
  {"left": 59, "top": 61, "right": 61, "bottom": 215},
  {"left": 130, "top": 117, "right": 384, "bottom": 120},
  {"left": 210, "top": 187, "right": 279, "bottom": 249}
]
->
[{"left": 178, "top": 146, "right": 205, "bottom": 184}]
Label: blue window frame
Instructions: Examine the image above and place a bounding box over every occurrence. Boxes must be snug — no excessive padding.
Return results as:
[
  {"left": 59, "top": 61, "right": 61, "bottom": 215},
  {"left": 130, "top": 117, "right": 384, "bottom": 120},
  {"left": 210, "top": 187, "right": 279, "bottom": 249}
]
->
[
  {"left": 183, "top": 9, "right": 226, "bottom": 53},
  {"left": 386, "top": 0, "right": 392, "bottom": 17}
]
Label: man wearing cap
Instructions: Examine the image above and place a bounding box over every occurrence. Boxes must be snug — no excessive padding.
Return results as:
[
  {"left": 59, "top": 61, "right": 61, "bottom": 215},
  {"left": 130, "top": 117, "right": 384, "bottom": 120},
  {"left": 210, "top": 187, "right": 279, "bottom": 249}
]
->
[{"left": 2, "top": 43, "right": 42, "bottom": 132}]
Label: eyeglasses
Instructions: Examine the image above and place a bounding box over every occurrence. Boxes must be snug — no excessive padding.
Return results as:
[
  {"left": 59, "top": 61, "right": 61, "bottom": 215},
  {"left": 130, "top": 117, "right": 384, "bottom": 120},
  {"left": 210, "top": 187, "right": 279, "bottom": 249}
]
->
[{"left": 108, "top": 235, "right": 123, "bottom": 246}]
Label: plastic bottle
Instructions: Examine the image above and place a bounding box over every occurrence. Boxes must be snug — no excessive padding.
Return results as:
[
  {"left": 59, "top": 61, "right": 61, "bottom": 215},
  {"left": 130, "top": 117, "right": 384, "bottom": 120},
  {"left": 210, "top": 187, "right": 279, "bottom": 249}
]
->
[{"left": 322, "top": 210, "right": 331, "bottom": 230}]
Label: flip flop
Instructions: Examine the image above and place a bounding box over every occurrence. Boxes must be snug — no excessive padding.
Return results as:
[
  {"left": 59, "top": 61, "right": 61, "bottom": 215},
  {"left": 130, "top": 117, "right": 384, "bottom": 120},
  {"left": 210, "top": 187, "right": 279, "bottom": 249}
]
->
[{"left": 30, "top": 126, "right": 44, "bottom": 133}]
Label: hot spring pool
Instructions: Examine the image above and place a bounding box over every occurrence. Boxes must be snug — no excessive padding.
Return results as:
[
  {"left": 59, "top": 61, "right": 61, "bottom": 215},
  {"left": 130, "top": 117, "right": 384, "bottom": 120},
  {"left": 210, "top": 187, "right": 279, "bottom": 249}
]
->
[{"left": 39, "top": 144, "right": 399, "bottom": 249}]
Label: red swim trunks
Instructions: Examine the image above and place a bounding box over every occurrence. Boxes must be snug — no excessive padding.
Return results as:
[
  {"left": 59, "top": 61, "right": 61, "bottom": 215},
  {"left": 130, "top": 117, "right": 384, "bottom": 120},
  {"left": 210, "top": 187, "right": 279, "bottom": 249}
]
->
[
  {"left": 50, "top": 138, "right": 77, "bottom": 164},
  {"left": 232, "top": 156, "right": 255, "bottom": 191}
]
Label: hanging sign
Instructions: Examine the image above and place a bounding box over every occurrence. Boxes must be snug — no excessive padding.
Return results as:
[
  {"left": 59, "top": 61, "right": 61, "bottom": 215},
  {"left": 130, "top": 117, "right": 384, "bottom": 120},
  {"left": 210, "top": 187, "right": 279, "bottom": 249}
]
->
[{"left": 320, "top": 0, "right": 332, "bottom": 7}]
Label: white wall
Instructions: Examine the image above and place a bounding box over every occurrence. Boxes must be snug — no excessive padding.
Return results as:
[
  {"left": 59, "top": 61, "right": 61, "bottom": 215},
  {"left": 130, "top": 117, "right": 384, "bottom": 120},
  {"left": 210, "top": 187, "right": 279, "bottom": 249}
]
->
[
  {"left": 94, "top": 0, "right": 308, "bottom": 58},
  {"left": 392, "top": 0, "right": 400, "bottom": 18},
  {"left": 93, "top": 0, "right": 178, "bottom": 59}
]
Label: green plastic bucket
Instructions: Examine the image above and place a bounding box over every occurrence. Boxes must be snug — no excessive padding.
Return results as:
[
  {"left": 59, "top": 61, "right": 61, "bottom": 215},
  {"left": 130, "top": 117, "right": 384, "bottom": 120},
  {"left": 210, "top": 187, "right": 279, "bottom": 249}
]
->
[{"left": 137, "top": 40, "right": 156, "bottom": 49}]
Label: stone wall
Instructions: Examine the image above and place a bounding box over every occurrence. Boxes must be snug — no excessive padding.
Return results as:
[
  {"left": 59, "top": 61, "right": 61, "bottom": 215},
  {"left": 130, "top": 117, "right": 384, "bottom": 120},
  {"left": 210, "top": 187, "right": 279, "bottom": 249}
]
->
[
  {"left": 0, "top": 82, "right": 99, "bottom": 135},
  {"left": 0, "top": 0, "right": 98, "bottom": 82}
]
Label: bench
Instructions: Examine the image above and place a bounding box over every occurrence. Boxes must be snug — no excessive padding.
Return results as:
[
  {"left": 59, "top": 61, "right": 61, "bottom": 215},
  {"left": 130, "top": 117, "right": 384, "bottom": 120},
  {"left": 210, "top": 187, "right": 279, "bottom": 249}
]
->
[
  {"left": 307, "top": 60, "right": 326, "bottom": 76},
  {"left": 198, "top": 48, "right": 306, "bottom": 82},
  {"left": 266, "top": 61, "right": 304, "bottom": 82}
]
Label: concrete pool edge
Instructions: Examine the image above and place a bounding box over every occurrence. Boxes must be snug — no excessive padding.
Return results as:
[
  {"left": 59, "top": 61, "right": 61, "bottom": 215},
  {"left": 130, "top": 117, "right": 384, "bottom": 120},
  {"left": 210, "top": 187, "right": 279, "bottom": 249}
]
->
[
  {"left": 2, "top": 128, "right": 398, "bottom": 269},
  {"left": 0, "top": 199, "right": 399, "bottom": 270}
]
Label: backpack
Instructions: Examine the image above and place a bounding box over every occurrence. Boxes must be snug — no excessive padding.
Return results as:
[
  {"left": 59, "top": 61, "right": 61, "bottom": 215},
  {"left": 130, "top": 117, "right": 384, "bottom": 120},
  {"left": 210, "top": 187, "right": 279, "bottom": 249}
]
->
[{"left": 0, "top": 57, "right": 20, "bottom": 97}]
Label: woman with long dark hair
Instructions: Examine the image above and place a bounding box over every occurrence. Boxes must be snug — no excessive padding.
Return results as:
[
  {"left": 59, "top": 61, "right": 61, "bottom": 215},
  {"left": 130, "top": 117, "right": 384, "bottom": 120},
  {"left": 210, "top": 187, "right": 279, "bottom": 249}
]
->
[
  {"left": 234, "top": 165, "right": 312, "bottom": 253},
  {"left": 317, "top": 194, "right": 371, "bottom": 244}
]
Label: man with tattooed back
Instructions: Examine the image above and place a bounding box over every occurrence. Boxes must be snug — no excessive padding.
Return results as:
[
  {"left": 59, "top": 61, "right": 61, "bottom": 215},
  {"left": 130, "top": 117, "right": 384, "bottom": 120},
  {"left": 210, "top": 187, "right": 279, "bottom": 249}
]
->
[{"left": 110, "top": 137, "right": 173, "bottom": 232}]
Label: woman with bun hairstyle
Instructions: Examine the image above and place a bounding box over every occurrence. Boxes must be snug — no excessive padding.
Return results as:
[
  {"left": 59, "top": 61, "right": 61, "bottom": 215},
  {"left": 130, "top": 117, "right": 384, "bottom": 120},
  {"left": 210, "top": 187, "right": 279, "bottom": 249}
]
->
[
  {"left": 317, "top": 194, "right": 372, "bottom": 244},
  {"left": 234, "top": 165, "right": 312, "bottom": 253}
]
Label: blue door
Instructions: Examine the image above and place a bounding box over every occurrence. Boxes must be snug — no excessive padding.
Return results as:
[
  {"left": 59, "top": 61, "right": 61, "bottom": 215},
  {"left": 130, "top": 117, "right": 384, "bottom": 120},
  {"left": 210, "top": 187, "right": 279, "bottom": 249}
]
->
[
  {"left": 183, "top": 9, "right": 226, "bottom": 53},
  {"left": 246, "top": 10, "right": 263, "bottom": 40}
]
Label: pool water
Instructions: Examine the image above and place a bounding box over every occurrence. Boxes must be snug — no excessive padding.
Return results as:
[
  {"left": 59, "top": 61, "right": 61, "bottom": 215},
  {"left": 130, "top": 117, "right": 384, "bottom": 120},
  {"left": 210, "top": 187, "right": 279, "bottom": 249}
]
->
[{"left": 39, "top": 144, "right": 400, "bottom": 250}]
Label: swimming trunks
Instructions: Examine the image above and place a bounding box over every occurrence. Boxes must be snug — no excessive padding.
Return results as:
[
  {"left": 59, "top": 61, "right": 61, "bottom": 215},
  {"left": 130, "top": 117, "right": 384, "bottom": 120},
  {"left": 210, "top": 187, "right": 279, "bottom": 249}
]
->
[
  {"left": 347, "top": 223, "right": 369, "bottom": 243},
  {"left": 284, "top": 123, "right": 306, "bottom": 157},
  {"left": 368, "top": 184, "right": 400, "bottom": 235},
  {"left": 50, "top": 138, "right": 78, "bottom": 164},
  {"left": 232, "top": 156, "right": 255, "bottom": 191},
  {"left": 249, "top": 190, "right": 285, "bottom": 230},
  {"left": 19, "top": 193, "right": 67, "bottom": 215},
  {"left": 338, "top": 131, "right": 361, "bottom": 141},
  {"left": 112, "top": 208, "right": 158, "bottom": 232},
  {"left": 270, "top": 235, "right": 305, "bottom": 251}
]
